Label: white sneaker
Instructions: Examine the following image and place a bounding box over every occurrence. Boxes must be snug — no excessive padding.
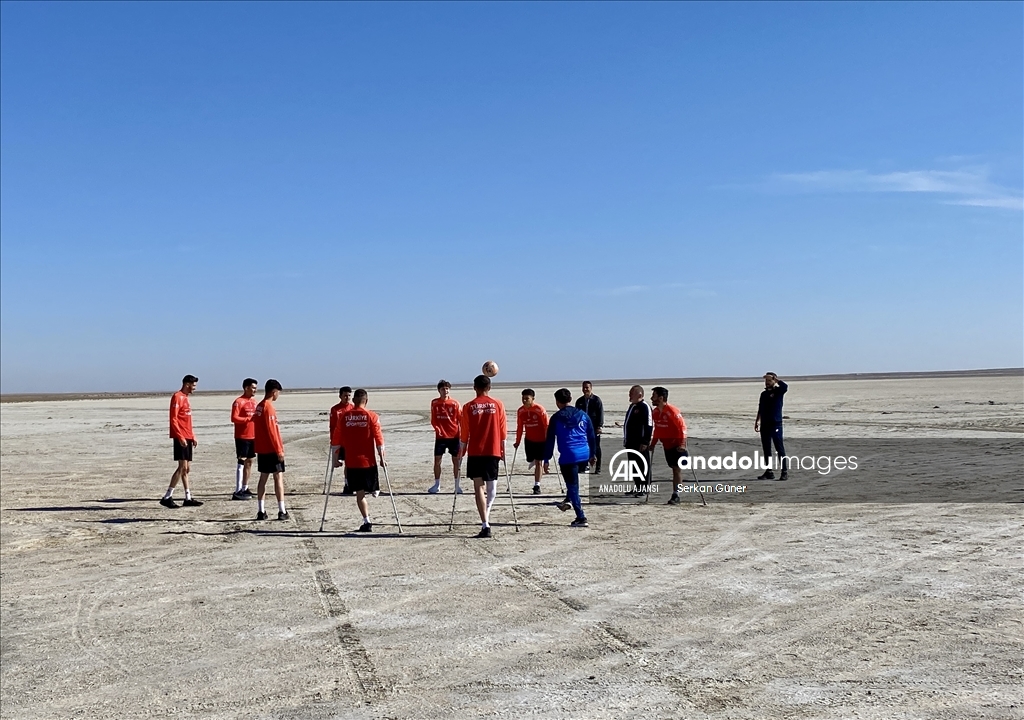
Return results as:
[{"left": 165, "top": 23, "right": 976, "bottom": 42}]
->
[
  {"left": 372, "top": 490, "right": 380, "bottom": 498},
  {"left": 427, "top": 480, "right": 441, "bottom": 494}
]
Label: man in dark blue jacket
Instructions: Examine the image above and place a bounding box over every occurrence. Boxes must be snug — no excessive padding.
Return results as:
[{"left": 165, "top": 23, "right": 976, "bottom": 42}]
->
[
  {"left": 544, "top": 388, "right": 596, "bottom": 527},
  {"left": 754, "top": 372, "right": 789, "bottom": 481}
]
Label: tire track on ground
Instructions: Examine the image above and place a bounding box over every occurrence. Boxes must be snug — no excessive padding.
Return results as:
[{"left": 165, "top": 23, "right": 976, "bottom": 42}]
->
[{"left": 292, "top": 509, "right": 387, "bottom": 705}]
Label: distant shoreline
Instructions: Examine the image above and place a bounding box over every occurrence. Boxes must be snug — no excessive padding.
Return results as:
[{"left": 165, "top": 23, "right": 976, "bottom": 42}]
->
[{"left": 2, "top": 367, "right": 1021, "bottom": 404}]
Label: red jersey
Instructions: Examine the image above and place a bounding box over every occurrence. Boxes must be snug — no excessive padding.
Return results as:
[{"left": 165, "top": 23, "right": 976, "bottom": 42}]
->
[
  {"left": 460, "top": 395, "right": 507, "bottom": 458},
  {"left": 339, "top": 406, "right": 384, "bottom": 469},
  {"left": 516, "top": 404, "right": 549, "bottom": 444},
  {"left": 329, "top": 401, "right": 354, "bottom": 446},
  {"left": 652, "top": 403, "right": 687, "bottom": 448},
  {"left": 231, "top": 396, "right": 257, "bottom": 440},
  {"left": 431, "top": 397, "right": 461, "bottom": 439},
  {"left": 254, "top": 399, "right": 284, "bottom": 456},
  {"left": 169, "top": 391, "right": 194, "bottom": 441}
]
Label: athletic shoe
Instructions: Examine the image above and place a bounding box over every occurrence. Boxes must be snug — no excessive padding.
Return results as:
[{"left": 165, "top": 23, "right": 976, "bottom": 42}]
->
[
  {"left": 256, "top": 511, "right": 269, "bottom": 521},
  {"left": 357, "top": 522, "right": 372, "bottom": 533},
  {"left": 427, "top": 481, "right": 441, "bottom": 494},
  {"left": 230, "top": 490, "right": 249, "bottom": 501},
  {"left": 278, "top": 511, "right": 290, "bottom": 521},
  {"left": 757, "top": 470, "right": 775, "bottom": 480},
  {"left": 570, "top": 518, "right": 589, "bottom": 528},
  {"left": 239, "top": 488, "right": 253, "bottom": 498},
  {"left": 475, "top": 526, "right": 492, "bottom": 538},
  {"left": 372, "top": 490, "right": 380, "bottom": 498},
  {"left": 777, "top": 472, "right": 789, "bottom": 482},
  {"left": 532, "top": 485, "right": 541, "bottom": 495},
  {"left": 159, "top": 497, "right": 179, "bottom": 509},
  {"left": 594, "top": 466, "right": 601, "bottom": 475},
  {"left": 341, "top": 486, "right": 354, "bottom": 496},
  {"left": 182, "top": 498, "right": 203, "bottom": 507},
  {"left": 666, "top": 495, "right": 681, "bottom": 505},
  {"left": 556, "top": 501, "right": 571, "bottom": 512}
]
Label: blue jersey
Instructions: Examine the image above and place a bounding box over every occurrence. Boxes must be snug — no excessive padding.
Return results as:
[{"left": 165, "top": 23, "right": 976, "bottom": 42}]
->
[{"left": 544, "top": 406, "right": 597, "bottom": 465}]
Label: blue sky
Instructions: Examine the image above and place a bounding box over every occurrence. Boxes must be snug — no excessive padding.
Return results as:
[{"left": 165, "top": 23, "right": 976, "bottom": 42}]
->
[{"left": 2, "top": 2, "right": 1021, "bottom": 393}]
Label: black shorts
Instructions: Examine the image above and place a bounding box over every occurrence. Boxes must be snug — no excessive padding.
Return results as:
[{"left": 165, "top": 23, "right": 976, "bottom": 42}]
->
[
  {"left": 257, "top": 453, "right": 286, "bottom": 474},
  {"left": 523, "top": 439, "right": 545, "bottom": 463},
  {"left": 173, "top": 440, "right": 194, "bottom": 462},
  {"left": 346, "top": 466, "right": 380, "bottom": 493},
  {"left": 466, "top": 456, "right": 500, "bottom": 482},
  {"left": 664, "top": 445, "right": 688, "bottom": 469},
  {"left": 235, "top": 439, "right": 256, "bottom": 459},
  {"left": 434, "top": 437, "right": 460, "bottom": 457}
]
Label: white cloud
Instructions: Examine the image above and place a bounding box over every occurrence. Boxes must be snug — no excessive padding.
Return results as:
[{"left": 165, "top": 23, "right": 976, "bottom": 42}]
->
[{"left": 770, "top": 167, "right": 1022, "bottom": 211}]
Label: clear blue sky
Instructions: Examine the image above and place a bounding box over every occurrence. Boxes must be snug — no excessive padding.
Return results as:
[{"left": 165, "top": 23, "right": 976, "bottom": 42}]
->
[{"left": 2, "top": 2, "right": 1021, "bottom": 393}]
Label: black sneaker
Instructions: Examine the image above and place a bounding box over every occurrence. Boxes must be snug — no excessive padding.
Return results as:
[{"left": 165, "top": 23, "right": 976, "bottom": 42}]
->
[
  {"left": 182, "top": 498, "right": 203, "bottom": 507},
  {"left": 239, "top": 488, "right": 253, "bottom": 498},
  {"left": 570, "top": 518, "right": 589, "bottom": 528},
  {"left": 777, "top": 472, "right": 788, "bottom": 482},
  {"left": 475, "top": 526, "right": 492, "bottom": 538},
  {"left": 278, "top": 511, "right": 290, "bottom": 521},
  {"left": 256, "top": 511, "right": 269, "bottom": 521},
  {"left": 231, "top": 490, "right": 248, "bottom": 501},
  {"left": 594, "top": 467, "right": 601, "bottom": 475},
  {"left": 666, "top": 494, "right": 681, "bottom": 505},
  {"left": 532, "top": 485, "right": 541, "bottom": 495},
  {"left": 556, "top": 501, "right": 571, "bottom": 512},
  {"left": 159, "top": 497, "right": 179, "bottom": 509},
  {"left": 341, "top": 486, "right": 354, "bottom": 496},
  {"left": 757, "top": 470, "right": 775, "bottom": 480},
  {"left": 357, "top": 522, "right": 372, "bottom": 533}
]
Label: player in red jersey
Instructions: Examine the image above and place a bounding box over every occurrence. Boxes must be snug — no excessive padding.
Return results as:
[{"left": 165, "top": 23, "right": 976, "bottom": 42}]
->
[
  {"left": 329, "top": 386, "right": 354, "bottom": 494},
  {"left": 253, "top": 379, "right": 288, "bottom": 521},
  {"left": 230, "top": 378, "right": 258, "bottom": 500},
  {"left": 458, "top": 374, "right": 507, "bottom": 538},
  {"left": 650, "top": 386, "right": 688, "bottom": 505},
  {"left": 514, "top": 389, "right": 549, "bottom": 495},
  {"left": 428, "top": 379, "right": 463, "bottom": 495},
  {"left": 161, "top": 374, "right": 203, "bottom": 509},
  {"left": 339, "top": 389, "right": 387, "bottom": 533}
]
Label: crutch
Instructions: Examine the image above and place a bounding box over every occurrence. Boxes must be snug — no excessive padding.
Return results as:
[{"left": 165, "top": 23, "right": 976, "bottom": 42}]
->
[
  {"left": 501, "top": 456, "right": 520, "bottom": 532},
  {"left": 381, "top": 463, "right": 403, "bottom": 534},
  {"left": 509, "top": 446, "right": 518, "bottom": 478},
  {"left": 319, "top": 454, "right": 337, "bottom": 532},
  {"left": 448, "top": 455, "right": 462, "bottom": 532},
  {"left": 322, "top": 446, "right": 334, "bottom": 494},
  {"left": 690, "top": 465, "right": 707, "bottom": 507}
]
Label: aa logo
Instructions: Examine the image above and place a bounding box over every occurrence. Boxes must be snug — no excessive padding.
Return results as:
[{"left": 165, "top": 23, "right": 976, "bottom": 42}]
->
[{"left": 609, "top": 449, "right": 649, "bottom": 484}]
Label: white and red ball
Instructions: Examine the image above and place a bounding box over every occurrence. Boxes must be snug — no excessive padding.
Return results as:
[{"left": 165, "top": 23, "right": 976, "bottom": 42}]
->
[{"left": 482, "top": 360, "right": 499, "bottom": 378}]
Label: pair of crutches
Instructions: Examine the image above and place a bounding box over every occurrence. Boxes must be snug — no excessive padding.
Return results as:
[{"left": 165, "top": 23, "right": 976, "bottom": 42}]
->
[
  {"left": 320, "top": 446, "right": 402, "bottom": 533},
  {"left": 509, "top": 445, "right": 565, "bottom": 494},
  {"left": 447, "top": 451, "right": 519, "bottom": 533}
]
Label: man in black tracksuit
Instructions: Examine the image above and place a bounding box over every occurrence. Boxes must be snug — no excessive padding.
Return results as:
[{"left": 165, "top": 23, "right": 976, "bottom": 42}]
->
[
  {"left": 623, "top": 384, "right": 654, "bottom": 495},
  {"left": 574, "top": 381, "right": 605, "bottom": 474},
  {"left": 755, "top": 372, "right": 789, "bottom": 481}
]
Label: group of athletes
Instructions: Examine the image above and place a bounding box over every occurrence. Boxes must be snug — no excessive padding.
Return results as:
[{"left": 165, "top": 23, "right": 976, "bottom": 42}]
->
[{"left": 161, "top": 371, "right": 789, "bottom": 537}]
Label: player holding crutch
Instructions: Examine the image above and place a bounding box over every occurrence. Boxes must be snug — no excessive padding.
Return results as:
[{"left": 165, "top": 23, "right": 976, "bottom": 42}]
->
[
  {"left": 545, "top": 388, "right": 596, "bottom": 528},
  {"left": 457, "top": 374, "right": 509, "bottom": 538},
  {"left": 338, "top": 389, "right": 390, "bottom": 533}
]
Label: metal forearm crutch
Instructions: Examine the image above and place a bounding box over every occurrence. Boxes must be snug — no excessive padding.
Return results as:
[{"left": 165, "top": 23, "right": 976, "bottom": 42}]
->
[
  {"left": 322, "top": 446, "right": 334, "bottom": 494},
  {"left": 319, "top": 455, "right": 336, "bottom": 532},
  {"left": 381, "top": 463, "right": 403, "bottom": 534},
  {"left": 501, "top": 457, "right": 520, "bottom": 532}
]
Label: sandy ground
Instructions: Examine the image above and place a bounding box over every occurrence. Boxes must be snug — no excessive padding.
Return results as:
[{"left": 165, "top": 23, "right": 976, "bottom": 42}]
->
[{"left": 1, "top": 375, "right": 1022, "bottom": 719}]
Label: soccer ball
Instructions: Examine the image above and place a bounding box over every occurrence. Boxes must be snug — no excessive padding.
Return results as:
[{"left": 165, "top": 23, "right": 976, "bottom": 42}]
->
[{"left": 482, "top": 360, "right": 499, "bottom": 378}]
